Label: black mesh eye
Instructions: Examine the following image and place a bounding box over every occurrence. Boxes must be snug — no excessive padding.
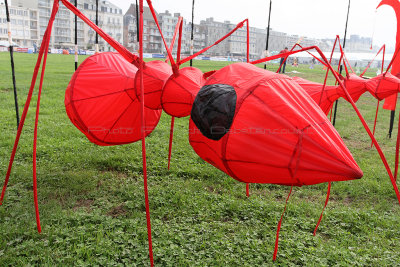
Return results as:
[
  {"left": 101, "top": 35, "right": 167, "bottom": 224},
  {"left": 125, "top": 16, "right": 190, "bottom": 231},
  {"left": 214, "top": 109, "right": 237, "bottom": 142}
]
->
[{"left": 191, "top": 84, "right": 237, "bottom": 141}]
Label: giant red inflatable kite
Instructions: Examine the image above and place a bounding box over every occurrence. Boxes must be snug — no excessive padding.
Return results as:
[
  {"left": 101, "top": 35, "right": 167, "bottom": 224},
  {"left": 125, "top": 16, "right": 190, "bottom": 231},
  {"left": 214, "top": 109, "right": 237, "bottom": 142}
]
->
[{"left": 1, "top": 0, "right": 400, "bottom": 265}]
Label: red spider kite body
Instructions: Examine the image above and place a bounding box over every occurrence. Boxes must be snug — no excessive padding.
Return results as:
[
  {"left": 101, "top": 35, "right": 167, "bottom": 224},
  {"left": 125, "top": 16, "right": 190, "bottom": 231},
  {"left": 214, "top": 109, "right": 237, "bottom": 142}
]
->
[{"left": 66, "top": 54, "right": 362, "bottom": 186}]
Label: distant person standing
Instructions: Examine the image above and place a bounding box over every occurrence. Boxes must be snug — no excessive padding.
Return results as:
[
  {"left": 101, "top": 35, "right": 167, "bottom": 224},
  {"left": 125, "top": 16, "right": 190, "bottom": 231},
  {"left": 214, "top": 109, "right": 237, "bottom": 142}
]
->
[
  {"left": 310, "top": 57, "right": 315, "bottom": 69},
  {"left": 293, "top": 57, "right": 298, "bottom": 67},
  {"left": 279, "top": 47, "right": 289, "bottom": 73}
]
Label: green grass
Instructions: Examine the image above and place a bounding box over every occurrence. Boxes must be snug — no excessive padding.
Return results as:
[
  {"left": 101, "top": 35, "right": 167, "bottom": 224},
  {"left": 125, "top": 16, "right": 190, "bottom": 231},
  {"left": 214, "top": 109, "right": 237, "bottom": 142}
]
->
[{"left": 0, "top": 52, "right": 399, "bottom": 266}]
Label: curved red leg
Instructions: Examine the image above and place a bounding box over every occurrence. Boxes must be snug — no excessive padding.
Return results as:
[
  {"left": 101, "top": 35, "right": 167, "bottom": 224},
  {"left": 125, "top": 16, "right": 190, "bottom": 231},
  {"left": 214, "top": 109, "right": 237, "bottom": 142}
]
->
[{"left": 168, "top": 117, "right": 175, "bottom": 170}]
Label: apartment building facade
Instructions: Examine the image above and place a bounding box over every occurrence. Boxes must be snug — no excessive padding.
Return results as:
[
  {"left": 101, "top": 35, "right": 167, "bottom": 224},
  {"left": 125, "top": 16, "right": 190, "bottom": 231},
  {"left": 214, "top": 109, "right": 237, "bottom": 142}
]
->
[
  {"left": 191, "top": 22, "right": 206, "bottom": 54},
  {"left": 11, "top": 0, "right": 123, "bottom": 50},
  {"left": 80, "top": 0, "right": 123, "bottom": 51},
  {"left": 199, "top": 17, "right": 229, "bottom": 56},
  {"left": 0, "top": 1, "right": 39, "bottom": 47},
  {"left": 226, "top": 22, "right": 257, "bottom": 58},
  {"left": 123, "top": 3, "right": 161, "bottom": 53},
  {"left": 158, "top": 10, "right": 189, "bottom": 54},
  {"left": 4, "top": 1, "right": 374, "bottom": 56}
]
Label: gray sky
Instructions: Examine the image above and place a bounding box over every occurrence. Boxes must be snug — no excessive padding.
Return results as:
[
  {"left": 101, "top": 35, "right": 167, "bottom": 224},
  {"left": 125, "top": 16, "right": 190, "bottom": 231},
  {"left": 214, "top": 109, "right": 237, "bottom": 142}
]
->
[{"left": 109, "top": 0, "right": 397, "bottom": 50}]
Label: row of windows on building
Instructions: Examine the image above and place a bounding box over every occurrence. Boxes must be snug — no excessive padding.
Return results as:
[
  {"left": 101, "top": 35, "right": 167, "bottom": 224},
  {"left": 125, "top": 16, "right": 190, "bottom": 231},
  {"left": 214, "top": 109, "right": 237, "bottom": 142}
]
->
[
  {"left": 164, "top": 25, "right": 183, "bottom": 31},
  {"left": 0, "top": 28, "right": 29, "bottom": 36},
  {"left": 143, "top": 28, "right": 160, "bottom": 35},
  {"left": 6, "top": 9, "right": 29, "bottom": 17},
  {"left": 230, "top": 43, "right": 256, "bottom": 48},
  {"left": 142, "top": 35, "right": 159, "bottom": 42},
  {"left": 55, "top": 37, "right": 71, "bottom": 43},
  {"left": 0, "top": 18, "right": 29, "bottom": 26},
  {"left": 163, "top": 18, "right": 180, "bottom": 24},
  {"left": 83, "top": 3, "right": 122, "bottom": 15},
  {"left": 143, "top": 43, "right": 160, "bottom": 49},
  {"left": 88, "top": 15, "right": 121, "bottom": 25}
]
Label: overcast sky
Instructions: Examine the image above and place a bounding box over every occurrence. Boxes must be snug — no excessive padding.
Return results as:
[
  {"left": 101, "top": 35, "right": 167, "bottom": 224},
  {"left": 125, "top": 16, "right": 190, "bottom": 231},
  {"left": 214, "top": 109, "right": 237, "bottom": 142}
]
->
[{"left": 109, "top": 0, "right": 398, "bottom": 50}]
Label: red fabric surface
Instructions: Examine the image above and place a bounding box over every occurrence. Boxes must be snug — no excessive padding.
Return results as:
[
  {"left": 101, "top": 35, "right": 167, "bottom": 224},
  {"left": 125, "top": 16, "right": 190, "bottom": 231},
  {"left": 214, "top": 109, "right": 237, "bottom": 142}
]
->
[
  {"left": 189, "top": 63, "right": 362, "bottom": 186},
  {"left": 134, "top": 60, "right": 172, "bottom": 110},
  {"left": 378, "top": 0, "right": 400, "bottom": 110},
  {"left": 292, "top": 73, "right": 400, "bottom": 115},
  {"left": 65, "top": 52, "right": 162, "bottom": 146},
  {"left": 343, "top": 74, "right": 368, "bottom": 102},
  {"left": 366, "top": 73, "right": 400, "bottom": 100},
  {"left": 291, "top": 76, "right": 340, "bottom": 115},
  {"left": 162, "top": 67, "right": 205, "bottom": 117}
]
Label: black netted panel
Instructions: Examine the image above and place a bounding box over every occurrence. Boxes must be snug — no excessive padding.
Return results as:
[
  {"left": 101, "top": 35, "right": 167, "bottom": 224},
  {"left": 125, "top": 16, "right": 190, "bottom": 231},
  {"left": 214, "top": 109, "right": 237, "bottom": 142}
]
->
[{"left": 191, "top": 84, "right": 237, "bottom": 141}]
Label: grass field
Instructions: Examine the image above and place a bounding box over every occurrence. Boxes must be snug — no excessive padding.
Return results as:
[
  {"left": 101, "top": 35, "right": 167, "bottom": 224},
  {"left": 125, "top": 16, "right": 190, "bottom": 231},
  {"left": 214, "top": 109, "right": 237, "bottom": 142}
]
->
[{"left": 0, "top": 52, "right": 399, "bottom": 266}]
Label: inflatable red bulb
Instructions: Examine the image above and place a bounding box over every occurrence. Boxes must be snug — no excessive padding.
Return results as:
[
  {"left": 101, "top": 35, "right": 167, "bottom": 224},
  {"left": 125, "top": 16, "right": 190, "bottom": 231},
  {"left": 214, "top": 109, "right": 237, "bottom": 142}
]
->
[
  {"left": 65, "top": 53, "right": 163, "bottom": 146},
  {"left": 134, "top": 60, "right": 172, "bottom": 110},
  {"left": 162, "top": 66, "right": 205, "bottom": 117}
]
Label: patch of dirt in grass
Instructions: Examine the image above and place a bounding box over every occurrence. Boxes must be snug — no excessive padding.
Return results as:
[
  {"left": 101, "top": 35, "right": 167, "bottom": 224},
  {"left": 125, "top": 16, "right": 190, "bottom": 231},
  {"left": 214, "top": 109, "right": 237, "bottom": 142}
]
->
[
  {"left": 96, "top": 180, "right": 103, "bottom": 189},
  {"left": 73, "top": 199, "right": 94, "bottom": 211},
  {"left": 161, "top": 214, "right": 170, "bottom": 222},
  {"left": 342, "top": 136, "right": 371, "bottom": 150},
  {"left": 0, "top": 88, "right": 12, "bottom": 93},
  {"left": 205, "top": 186, "right": 222, "bottom": 194},
  {"left": 100, "top": 169, "right": 128, "bottom": 178},
  {"left": 329, "top": 195, "right": 354, "bottom": 206},
  {"left": 299, "top": 194, "right": 321, "bottom": 203},
  {"left": 222, "top": 216, "right": 233, "bottom": 222},
  {"left": 343, "top": 196, "right": 354, "bottom": 205},
  {"left": 107, "top": 204, "right": 127, "bottom": 218},
  {"left": 318, "top": 232, "right": 331, "bottom": 241}
]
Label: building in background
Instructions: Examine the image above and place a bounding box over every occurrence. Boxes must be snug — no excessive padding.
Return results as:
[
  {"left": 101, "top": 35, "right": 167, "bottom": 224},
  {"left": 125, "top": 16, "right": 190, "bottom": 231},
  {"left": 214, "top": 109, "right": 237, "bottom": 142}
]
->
[
  {"left": 198, "top": 17, "right": 259, "bottom": 60},
  {"left": 158, "top": 10, "right": 188, "bottom": 54},
  {"left": 346, "top": 35, "right": 373, "bottom": 52},
  {"left": 200, "top": 17, "right": 228, "bottom": 56},
  {"left": 123, "top": 3, "right": 161, "bottom": 53},
  {"left": 319, "top": 35, "right": 375, "bottom": 54},
  {"left": 80, "top": 0, "right": 123, "bottom": 51},
  {"left": 3, "top": 0, "right": 377, "bottom": 56},
  {"left": 11, "top": 0, "right": 123, "bottom": 51},
  {"left": 0, "top": 0, "right": 39, "bottom": 47},
  {"left": 226, "top": 22, "right": 257, "bottom": 59},
  {"left": 255, "top": 27, "right": 326, "bottom": 58},
  {"left": 190, "top": 22, "right": 206, "bottom": 54}
]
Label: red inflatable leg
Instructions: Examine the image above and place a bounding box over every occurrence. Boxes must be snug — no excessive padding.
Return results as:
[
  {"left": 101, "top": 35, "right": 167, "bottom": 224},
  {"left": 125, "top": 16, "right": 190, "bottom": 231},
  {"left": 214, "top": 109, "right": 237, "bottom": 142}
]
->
[
  {"left": 371, "top": 100, "right": 380, "bottom": 148},
  {"left": 395, "top": 111, "right": 400, "bottom": 180},
  {"left": 140, "top": 1, "right": 154, "bottom": 266},
  {"left": 168, "top": 117, "right": 175, "bottom": 170},
  {"left": 313, "top": 182, "right": 331, "bottom": 235},
  {"left": 31, "top": 11, "right": 55, "bottom": 232},
  {"left": 273, "top": 186, "right": 293, "bottom": 261},
  {"left": 0, "top": 3, "right": 60, "bottom": 232}
]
